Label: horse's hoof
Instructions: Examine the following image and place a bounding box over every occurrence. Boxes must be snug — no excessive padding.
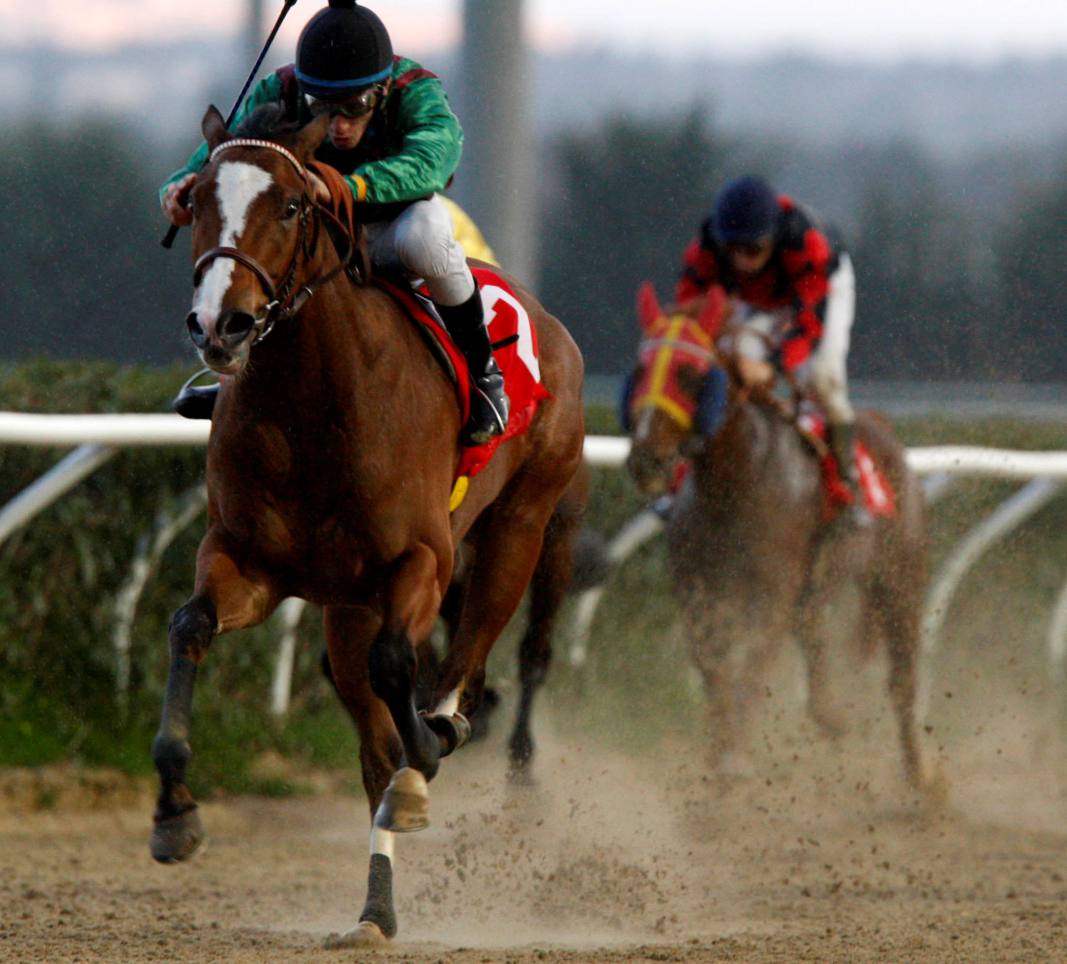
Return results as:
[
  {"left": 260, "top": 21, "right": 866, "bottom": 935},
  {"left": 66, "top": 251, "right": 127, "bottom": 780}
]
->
[
  {"left": 508, "top": 731, "right": 534, "bottom": 770},
  {"left": 913, "top": 761, "right": 950, "bottom": 810},
  {"left": 150, "top": 808, "right": 205, "bottom": 864},
  {"left": 811, "top": 706, "right": 848, "bottom": 740},
  {"left": 507, "top": 762, "right": 536, "bottom": 787},
  {"left": 323, "top": 921, "right": 389, "bottom": 949},
  {"left": 374, "top": 767, "right": 429, "bottom": 833}
]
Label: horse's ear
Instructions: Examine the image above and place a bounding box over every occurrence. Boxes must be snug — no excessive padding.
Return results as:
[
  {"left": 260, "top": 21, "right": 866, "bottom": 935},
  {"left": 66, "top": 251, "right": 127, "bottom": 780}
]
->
[
  {"left": 697, "top": 284, "right": 727, "bottom": 338},
  {"left": 294, "top": 113, "right": 332, "bottom": 160},
  {"left": 636, "top": 282, "right": 662, "bottom": 333},
  {"left": 201, "top": 105, "right": 230, "bottom": 151}
]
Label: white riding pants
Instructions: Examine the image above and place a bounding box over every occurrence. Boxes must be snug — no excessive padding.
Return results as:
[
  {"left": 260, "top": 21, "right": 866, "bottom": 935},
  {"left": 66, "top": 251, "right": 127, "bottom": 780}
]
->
[
  {"left": 731, "top": 254, "right": 856, "bottom": 424},
  {"left": 365, "top": 195, "right": 476, "bottom": 307}
]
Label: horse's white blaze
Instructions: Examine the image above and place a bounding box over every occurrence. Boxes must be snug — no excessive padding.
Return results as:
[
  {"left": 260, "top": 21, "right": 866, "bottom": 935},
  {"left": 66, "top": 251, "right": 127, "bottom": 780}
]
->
[
  {"left": 432, "top": 687, "right": 461, "bottom": 718},
  {"left": 369, "top": 826, "right": 395, "bottom": 860},
  {"left": 192, "top": 161, "right": 273, "bottom": 324}
]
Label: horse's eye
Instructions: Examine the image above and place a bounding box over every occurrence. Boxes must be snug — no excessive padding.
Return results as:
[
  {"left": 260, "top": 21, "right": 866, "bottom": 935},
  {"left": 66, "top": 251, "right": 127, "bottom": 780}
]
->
[{"left": 283, "top": 199, "right": 301, "bottom": 219}]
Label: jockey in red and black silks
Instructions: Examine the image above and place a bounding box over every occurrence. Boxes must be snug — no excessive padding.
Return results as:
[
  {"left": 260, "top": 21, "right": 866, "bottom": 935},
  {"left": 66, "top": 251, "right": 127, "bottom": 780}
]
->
[{"left": 675, "top": 175, "right": 866, "bottom": 521}]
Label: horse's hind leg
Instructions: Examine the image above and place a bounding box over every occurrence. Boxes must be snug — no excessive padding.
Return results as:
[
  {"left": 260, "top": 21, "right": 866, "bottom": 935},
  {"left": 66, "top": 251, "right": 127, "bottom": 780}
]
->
[
  {"left": 870, "top": 580, "right": 925, "bottom": 788},
  {"left": 430, "top": 487, "right": 568, "bottom": 762},
  {"left": 322, "top": 605, "right": 406, "bottom": 948},
  {"left": 150, "top": 534, "right": 282, "bottom": 863},
  {"left": 794, "top": 580, "right": 848, "bottom": 740},
  {"left": 508, "top": 474, "right": 586, "bottom": 776}
]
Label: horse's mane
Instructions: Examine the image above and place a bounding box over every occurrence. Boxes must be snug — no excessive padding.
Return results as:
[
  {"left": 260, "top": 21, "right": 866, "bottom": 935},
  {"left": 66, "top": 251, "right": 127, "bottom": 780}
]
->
[{"left": 235, "top": 104, "right": 302, "bottom": 140}]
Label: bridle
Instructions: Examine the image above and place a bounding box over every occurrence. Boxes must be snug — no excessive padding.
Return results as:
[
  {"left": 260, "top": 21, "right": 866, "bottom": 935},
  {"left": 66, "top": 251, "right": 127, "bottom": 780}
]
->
[
  {"left": 632, "top": 312, "right": 718, "bottom": 432},
  {"left": 192, "top": 138, "right": 357, "bottom": 345}
]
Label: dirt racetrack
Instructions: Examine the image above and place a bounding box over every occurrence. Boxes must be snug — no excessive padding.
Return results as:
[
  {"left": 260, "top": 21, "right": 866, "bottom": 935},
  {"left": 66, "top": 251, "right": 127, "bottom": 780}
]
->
[{"left": 3, "top": 658, "right": 1067, "bottom": 963}]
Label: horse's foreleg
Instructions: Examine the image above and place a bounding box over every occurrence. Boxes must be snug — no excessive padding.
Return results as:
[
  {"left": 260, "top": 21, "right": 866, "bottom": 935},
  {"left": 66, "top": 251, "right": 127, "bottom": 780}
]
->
[
  {"left": 368, "top": 543, "right": 456, "bottom": 833},
  {"left": 150, "top": 539, "right": 281, "bottom": 863},
  {"left": 321, "top": 606, "right": 406, "bottom": 947},
  {"left": 684, "top": 608, "right": 747, "bottom": 777}
]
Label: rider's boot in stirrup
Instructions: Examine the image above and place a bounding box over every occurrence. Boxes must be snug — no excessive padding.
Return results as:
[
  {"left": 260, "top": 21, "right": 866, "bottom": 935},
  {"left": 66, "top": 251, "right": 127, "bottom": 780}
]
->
[
  {"left": 172, "top": 369, "right": 220, "bottom": 420},
  {"left": 827, "top": 420, "right": 872, "bottom": 528},
  {"left": 439, "top": 287, "right": 509, "bottom": 446}
]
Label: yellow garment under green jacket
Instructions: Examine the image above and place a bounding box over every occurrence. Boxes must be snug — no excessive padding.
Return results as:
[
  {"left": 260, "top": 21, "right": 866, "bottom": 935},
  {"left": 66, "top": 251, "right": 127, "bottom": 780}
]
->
[{"left": 438, "top": 195, "right": 499, "bottom": 266}]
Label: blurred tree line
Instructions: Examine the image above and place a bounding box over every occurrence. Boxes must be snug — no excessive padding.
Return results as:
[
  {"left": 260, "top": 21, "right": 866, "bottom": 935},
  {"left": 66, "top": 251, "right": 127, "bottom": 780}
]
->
[{"left": 1, "top": 111, "right": 1064, "bottom": 380}]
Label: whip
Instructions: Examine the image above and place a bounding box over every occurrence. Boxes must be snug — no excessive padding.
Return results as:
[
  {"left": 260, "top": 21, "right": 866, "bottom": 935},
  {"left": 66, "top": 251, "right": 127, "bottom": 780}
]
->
[{"left": 161, "top": 0, "right": 302, "bottom": 248}]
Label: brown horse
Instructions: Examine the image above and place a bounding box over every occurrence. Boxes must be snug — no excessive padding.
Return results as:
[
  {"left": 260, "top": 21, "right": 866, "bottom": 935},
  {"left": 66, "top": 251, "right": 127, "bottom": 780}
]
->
[
  {"left": 624, "top": 283, "right": 928, "bottom": 789},
  {"left": 149, "top": 106, "right": 584, "bottom": 946}
]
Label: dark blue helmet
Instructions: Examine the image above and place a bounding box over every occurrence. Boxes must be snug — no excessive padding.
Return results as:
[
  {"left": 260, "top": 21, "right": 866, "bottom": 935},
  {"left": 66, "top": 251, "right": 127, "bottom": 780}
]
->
[
  {"left": 711, "top": 176, "right": 781, "bottom": 245},
  {"left": 296, "top": 1, "right": 393, "bottom": 100}
]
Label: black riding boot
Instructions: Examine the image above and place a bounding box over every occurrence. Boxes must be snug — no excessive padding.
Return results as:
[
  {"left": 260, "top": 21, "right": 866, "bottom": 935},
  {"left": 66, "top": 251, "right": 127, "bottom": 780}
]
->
[
  {"left": 438, "top": 288, "right": 509, "bottom": 446},
  {"left": 827, "top": 420, "right": 872, "bottom": 527},
  {"left": 172, "top": 370, "right": 219, "bottom": 420}
]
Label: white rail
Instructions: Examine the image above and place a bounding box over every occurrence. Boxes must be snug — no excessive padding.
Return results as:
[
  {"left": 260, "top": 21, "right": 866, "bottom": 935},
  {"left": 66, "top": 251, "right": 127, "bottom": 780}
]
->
[
  {"left": 0, "top": 412, "right": 209, "bottom": 446},
  {"left": 3, "top": 413, "right": 1067, "bottom": 720}
]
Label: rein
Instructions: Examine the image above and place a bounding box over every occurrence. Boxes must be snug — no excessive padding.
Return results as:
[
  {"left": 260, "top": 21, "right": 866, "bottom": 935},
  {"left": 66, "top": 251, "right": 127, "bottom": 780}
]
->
[{"left": 192, "top": 138, "right": 359, "bottom": 345}]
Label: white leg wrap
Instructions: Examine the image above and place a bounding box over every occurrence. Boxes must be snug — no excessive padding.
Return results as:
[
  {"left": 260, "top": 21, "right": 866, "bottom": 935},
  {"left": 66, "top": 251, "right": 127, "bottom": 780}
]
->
[{"left": 369, "top": 826, "right": 395, "bottom": 861}]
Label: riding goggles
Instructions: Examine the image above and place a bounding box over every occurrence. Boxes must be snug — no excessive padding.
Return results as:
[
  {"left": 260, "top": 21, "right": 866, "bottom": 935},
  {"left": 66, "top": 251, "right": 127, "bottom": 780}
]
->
[
  {"left": 722, "top": 237, "right": 774, "bottom": 259},
  {"left": 305, "top": 86, "right": 384, "bottom": 120}
]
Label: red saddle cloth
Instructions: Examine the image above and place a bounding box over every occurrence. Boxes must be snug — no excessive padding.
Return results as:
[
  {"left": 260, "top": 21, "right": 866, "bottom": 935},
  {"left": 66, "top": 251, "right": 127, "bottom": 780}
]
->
[
  {"left": 376, "top": 266, "right": 551, "bottom": 483},
  {"left": 796, "top": 412, "right": 896, "bottom": 519}
]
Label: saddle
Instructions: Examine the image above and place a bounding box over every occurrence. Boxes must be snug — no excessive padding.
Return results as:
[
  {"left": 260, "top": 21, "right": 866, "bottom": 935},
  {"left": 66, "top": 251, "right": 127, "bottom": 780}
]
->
[
  {"left": 309, "top": 162, "right": 549, "bottom": 493},
  {"left": 746, "top": 378, "right": 895, "bottom": 519}
]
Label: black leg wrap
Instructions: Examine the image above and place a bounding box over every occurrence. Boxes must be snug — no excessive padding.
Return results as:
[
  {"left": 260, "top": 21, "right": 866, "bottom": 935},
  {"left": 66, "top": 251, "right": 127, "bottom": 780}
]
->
[
  {"left": 369, "top": 629, "right": 441, "bottom": 778},
  {"left": 359, "top": 853, "right": 397, "bottom": 939},
  {"left": 421, "top": 711, "right": 472, "bottom": 757},
  {"left": 368, "top": 629, "right": 416, "bottom": 706},
  {"left": 151, "top": 731, "right": 193, "bottom": 795},
  {"left": 169, "top": 599, "right": 216, "bottom": 650}
]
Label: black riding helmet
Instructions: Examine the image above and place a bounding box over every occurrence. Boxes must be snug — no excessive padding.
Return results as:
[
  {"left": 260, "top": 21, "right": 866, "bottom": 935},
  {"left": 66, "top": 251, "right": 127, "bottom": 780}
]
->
[
  {"left": 296, "top": 0, "right": 393, "bottom": 100},
  {"left": 711, "top": 175, "right": 782, "bottom": 246}
]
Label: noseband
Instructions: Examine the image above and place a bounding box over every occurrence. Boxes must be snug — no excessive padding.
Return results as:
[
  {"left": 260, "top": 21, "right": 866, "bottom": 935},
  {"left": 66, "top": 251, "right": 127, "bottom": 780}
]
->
[{"left": 193, "top": 138, "right": 355, "bottom": 345}]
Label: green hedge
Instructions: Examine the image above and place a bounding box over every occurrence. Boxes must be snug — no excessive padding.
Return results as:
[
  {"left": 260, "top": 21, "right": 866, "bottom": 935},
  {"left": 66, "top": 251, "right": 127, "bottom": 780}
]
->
[
  {"left": 3, "top": 360, "right": 1067, "bottom": 795},
  {"left": 0, "top": 360, "right": 358, "bottom": 792}
]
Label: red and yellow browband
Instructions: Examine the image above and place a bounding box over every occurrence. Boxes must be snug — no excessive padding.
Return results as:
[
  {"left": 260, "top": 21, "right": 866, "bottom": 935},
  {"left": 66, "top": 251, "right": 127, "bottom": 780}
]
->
[{"left": 631, "top": 312, "right": 717, "bottom": 431}]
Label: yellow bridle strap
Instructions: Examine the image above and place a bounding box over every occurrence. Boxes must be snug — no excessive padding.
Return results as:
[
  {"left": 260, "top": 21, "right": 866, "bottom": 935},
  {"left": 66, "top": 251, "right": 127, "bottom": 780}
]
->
[{"left": 632, "top": 313, "right": 715, "bottom": 432}]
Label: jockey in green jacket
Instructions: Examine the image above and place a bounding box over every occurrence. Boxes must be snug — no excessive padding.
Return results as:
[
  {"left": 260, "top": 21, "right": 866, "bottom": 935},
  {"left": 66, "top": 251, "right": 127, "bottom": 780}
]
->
[{"left": 161, "top": 0, "right": 508, "bottom": 446}]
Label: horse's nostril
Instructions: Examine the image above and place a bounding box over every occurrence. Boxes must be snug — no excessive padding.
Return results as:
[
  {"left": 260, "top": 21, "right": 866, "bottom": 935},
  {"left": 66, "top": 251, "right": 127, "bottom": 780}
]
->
[
  {"left": 185, "top": 312, "right": 208, "bottom": 349},
  {"left": 218, "top": 310, "right": 256, "bottom": 348}
]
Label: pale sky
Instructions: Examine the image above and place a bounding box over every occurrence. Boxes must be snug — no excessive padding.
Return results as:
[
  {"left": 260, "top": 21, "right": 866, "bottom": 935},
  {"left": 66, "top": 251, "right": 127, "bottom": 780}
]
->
[{"left": 3, "top": 0, "right": 1067, "bottom": 61}]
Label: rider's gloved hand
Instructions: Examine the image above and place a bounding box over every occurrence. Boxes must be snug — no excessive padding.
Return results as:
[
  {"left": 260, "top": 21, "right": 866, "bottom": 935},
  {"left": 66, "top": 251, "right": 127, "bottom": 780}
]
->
[
  {"left": 735, "top": 356, "right": 775, "bottom": 389},
  {"left": 162, "top": 173, "right": 197, "bottom": 227}
]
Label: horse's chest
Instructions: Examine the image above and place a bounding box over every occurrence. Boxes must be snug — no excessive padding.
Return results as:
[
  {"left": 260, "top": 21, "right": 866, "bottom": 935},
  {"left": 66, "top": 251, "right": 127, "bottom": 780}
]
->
[{"left": 211, "top": 424, "right": 354, "bottom": 551}]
